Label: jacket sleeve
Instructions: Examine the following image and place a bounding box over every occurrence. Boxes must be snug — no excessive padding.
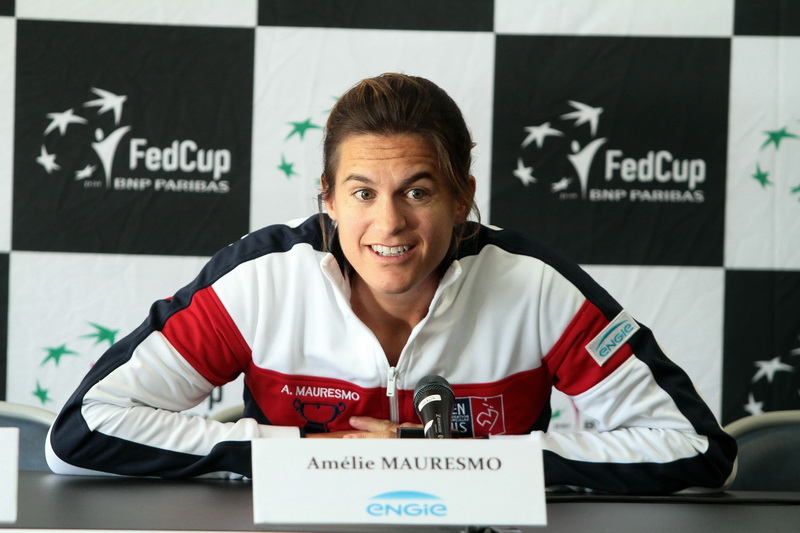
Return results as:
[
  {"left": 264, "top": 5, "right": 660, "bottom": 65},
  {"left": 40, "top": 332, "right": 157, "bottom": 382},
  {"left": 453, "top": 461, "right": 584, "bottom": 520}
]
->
[
  {"left": 536, "top": 298, "right": 736, "bottom": 494},
  {"left": 46, "top": 242, "right": 302, "bottom": 478},
  {"left": 473, "top": 226, "right": 736, "bottom": 494}
]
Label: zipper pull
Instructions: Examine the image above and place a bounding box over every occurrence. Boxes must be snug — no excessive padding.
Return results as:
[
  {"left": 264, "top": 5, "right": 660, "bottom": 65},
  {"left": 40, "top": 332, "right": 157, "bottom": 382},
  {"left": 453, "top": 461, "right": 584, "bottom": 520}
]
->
[{"left": 386, "top": 367, "right": 397, "bottom": 398}]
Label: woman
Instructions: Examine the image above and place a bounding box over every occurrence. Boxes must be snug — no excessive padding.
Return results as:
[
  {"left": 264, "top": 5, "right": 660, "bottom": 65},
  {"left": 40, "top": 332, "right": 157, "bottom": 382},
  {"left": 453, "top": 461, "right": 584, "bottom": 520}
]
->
[{"left": 47, "top": 73, "right": 736, "bottom": 493}]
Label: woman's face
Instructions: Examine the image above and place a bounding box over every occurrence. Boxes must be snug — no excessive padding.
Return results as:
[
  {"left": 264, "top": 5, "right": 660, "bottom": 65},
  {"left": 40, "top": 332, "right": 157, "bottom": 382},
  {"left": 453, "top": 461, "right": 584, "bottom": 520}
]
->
[{"left": 325, "top": 133, "right": 473, "bottom": 304}]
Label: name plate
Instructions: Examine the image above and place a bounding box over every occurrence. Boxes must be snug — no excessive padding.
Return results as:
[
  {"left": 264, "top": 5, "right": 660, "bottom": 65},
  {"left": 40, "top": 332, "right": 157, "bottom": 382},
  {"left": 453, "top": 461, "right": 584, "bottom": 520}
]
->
[
  {"left": 252, "top": 437, "right": 546, "bottom": 528},
  {"left": 0, "top": 427, "right": 19, "bottom": 523}
]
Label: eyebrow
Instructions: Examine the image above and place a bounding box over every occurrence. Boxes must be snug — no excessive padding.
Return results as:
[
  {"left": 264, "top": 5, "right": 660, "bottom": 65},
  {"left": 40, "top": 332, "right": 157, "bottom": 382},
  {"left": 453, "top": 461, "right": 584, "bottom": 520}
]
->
[{"left": 342, "top": 172, "right": 435, "bottom": 187}]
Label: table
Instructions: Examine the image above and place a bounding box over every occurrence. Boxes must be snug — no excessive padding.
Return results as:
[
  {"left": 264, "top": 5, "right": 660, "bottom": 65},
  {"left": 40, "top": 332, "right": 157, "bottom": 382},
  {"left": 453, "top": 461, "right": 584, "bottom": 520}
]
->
[{"left": 7, "top": 471, "right": 800, "bottom": 532}]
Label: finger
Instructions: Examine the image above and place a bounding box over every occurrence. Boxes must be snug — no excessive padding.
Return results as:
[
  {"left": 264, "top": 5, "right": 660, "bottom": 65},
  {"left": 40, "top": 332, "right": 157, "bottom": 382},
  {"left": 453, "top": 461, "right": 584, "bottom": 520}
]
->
[
  {"left": 306, "top": 430, "right": 363, "bottom": 439},
  {"left": 348, "top": 416, "right": 394, "bottom": 432},
  {"left": 343, "top": 430, "right": 394, "bottom": 439}
]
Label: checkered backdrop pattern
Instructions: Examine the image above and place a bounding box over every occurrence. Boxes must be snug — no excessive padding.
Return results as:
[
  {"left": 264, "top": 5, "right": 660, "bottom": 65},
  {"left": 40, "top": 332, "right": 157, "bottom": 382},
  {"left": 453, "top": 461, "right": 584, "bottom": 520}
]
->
[{"left": 1, "top": 0, "right": 799, "bottom": 427}]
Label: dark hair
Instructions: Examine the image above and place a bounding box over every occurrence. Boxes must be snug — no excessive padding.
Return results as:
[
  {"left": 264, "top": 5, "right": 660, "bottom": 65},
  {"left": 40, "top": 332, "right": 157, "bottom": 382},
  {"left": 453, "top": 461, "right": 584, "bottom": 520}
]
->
[{"left": 318, "top": 72, "right": 479, "bottom": 254}]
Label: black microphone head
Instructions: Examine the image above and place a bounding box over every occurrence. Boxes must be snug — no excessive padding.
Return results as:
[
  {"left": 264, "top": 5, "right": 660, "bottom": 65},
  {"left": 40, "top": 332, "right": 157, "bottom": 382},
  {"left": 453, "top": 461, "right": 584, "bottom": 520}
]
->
[
  {"left": 413, "top": 375, "right": 455, "bottom": 409},
  {"left": 413, "top": 375, "right": 455, "bottom": 438}
]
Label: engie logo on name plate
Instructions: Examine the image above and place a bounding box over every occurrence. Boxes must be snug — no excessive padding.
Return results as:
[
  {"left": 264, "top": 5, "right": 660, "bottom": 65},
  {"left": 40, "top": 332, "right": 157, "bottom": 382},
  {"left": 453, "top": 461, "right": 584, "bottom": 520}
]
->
[
  {"left": 13, "top": 20, "right": 254, "bottom": 256},
  {"left": 366, "top": 491, "right": 447, "bottom": 518}
]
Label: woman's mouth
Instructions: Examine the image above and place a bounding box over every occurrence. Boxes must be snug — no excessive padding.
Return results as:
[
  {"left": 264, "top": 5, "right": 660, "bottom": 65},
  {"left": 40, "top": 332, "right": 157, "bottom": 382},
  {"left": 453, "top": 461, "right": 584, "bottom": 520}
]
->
[{"left": 370, "top": 245, "right": 411, "bottom": 257}]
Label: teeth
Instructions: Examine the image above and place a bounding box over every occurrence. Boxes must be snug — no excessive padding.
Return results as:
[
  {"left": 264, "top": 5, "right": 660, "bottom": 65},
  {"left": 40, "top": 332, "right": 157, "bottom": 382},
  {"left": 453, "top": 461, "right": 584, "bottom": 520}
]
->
[{"left": 371, "top": 245, "right": 410, "bottom": 257}]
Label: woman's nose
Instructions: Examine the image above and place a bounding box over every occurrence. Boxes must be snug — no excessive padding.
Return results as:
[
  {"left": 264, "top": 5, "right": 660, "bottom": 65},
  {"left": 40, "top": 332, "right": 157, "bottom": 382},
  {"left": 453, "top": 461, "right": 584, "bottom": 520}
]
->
[{"left": 374, "top": 197, "right": 407, "bottom": 234}]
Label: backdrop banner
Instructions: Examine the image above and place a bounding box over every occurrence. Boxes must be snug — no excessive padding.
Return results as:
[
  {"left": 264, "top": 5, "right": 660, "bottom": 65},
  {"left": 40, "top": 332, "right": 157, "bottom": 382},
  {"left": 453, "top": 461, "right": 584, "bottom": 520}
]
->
[{"left": 1, "top": 0, "right": 798, "bottom": 428}]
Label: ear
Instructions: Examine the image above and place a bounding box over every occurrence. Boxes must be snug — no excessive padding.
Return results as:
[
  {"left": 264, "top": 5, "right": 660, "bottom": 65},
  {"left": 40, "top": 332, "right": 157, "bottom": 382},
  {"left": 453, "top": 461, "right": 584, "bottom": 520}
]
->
[
  {"left": 321, "top": 174, "right": 338, "bottom": 221},
  {"left": 455, "top": 175, "right": 476, "bottom": 223}
]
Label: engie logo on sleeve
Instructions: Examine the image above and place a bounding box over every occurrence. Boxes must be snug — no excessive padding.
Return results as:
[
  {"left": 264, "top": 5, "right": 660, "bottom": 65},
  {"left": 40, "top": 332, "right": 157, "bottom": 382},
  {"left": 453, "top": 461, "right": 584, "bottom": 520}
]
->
[{"left": 585, "top": 310, "right": 640, "bottom": 366}]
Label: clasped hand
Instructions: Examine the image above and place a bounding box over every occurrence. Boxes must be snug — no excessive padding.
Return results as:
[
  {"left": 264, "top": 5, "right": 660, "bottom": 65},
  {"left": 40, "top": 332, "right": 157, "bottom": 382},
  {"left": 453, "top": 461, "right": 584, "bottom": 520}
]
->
[{"left": 305, "top": 416, "right": 422, "bottom": 439}]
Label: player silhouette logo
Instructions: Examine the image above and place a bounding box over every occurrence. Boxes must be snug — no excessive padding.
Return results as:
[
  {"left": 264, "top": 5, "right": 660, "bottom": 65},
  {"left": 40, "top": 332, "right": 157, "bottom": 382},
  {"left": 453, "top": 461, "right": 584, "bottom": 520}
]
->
[
  {"left": 515, "top": 99, "right": 607, "bottom": 200},
  {"left": 36, "top": 87, "right": 130, "bottom": 188}
]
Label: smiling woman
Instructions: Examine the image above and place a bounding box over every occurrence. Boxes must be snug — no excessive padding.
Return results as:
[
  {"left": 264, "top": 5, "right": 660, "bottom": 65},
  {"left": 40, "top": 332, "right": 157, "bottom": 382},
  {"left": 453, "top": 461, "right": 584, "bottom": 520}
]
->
[
  {"left": 322, "top": 133, "right": 473, "bottom": 366},
  {"left": 319, "top": 74, "right": 480, "bottom": 255},
  {"left": 316, "top": 74, "right": 479, "bottom": 367},
  {"left": 47, "top": 73, "right": 736, "bottom": 495}
]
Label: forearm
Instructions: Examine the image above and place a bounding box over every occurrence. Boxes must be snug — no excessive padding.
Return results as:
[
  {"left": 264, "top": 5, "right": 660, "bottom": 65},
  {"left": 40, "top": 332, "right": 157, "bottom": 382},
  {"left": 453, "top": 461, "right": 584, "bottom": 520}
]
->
[
  {"left": 538, "top": 426, "right": 732, "bottom": 494},
  {"left": 541, "top": 340, "right": 736, "bottom": 493},
  {"left": 47, "top": 329, "right": 299, "bottom": 477},
  {"left": 48, "top": 399, "right": 298, "bottom": 478}
]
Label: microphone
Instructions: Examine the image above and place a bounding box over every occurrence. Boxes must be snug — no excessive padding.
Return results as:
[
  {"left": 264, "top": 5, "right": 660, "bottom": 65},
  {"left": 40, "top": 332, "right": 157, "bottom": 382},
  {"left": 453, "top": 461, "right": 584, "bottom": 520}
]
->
[{"left": 413, "top": 375, "right": 455, "bottom": 439}]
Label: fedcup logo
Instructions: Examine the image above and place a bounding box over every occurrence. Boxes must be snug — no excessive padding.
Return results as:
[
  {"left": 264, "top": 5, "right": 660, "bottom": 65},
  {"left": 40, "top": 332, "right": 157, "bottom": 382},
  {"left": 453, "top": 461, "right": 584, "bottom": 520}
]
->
[
  {"left": 366, "top": 491, "right": 447, "bottom": 518},
  {"left": 35, "top": 87, "right": 232, "bottom": 194},
  {"left": 36, "top": 88, "right": 127, "bottom": 185},
  {"left": 743, "top": 331, "right": 800, "bottom": 417},
  {"left": 513, "top": 99, "right": 707, "bottom": 204},
  {"left": 749, "top": 119, "right": 800, "bottom": 202}
]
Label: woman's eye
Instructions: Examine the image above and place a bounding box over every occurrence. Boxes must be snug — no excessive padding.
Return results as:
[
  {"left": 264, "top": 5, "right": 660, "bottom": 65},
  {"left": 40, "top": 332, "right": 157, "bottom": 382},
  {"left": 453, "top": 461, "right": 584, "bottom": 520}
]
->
[
  {"left": 354, "top": 189, "right": 374, "bottom": 201},
  {"left": 407, "top": 188, "right": 427, "bottom": 200}
]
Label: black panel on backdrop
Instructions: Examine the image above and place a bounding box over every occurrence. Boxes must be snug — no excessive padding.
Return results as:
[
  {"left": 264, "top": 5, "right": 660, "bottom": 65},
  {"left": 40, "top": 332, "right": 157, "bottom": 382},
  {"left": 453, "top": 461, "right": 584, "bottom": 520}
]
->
[
  {"left": 258, "top": 0, "right": 493, "bottom": 31},
  {"left": 491, "top": 36, "right": 729, "bottom": 266},
  {"left": 722, "top": 271, "right": 800, "bottom": 424},
  {"left": 13, "top": 21, "right": 253, "bottom": 256},
  {"left": 0, "top": 0, "right": 14, "bottom": 17},
  {"left": 0, "top": 254, "right": 6, "bottom": 400},
  {"left": 734, "top": 0, "right": 800, "bottom": 36}
]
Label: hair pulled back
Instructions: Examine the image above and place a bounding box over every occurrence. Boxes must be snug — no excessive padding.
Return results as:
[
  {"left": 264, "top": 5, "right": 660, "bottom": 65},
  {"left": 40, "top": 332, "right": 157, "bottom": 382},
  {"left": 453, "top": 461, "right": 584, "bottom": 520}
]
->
[{"left": 319, "top": 73, "right": 479, "bottom": 252}]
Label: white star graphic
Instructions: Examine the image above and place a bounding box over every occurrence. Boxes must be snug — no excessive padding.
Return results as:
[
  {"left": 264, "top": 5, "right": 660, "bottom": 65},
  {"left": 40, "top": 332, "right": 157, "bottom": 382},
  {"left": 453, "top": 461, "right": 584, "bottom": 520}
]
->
[
  {"left": 513, "top": 158, "right": 536, "bottom": 186},
  {"left": 751, "top": 356, "right": 795, "bottom": 384},
  {"left": 83, "top": 88, "right": 127, "bottom": 125},
  {"left": 521, "top": 122, "right": 563, "bottom": 149},
  {"left": 74, "top": 165, "right": 96, "bottom": 180},
  {"left": 551, "top": 177, "right": 572, "bottom": 193},
  {"left": 561, "top": 100, "right": 603, "bottom": 137},
  {"left": 743, "top": 393, "right": 764, "bottom": 416},
  {"left": 44, "top": 108, "right": 88, "bottom": 136},
  {"left": 36, "top": 145, "right": 60, "bottom": 174}
]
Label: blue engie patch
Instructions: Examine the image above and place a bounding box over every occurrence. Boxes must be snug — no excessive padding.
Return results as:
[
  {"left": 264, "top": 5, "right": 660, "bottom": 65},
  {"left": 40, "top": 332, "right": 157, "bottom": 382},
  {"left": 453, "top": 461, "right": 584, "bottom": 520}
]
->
[
  {"left": 585, "top": 310, "right": 640, "bottom": 366},
  {"left": 366, "top": 491, "right": 447, "bottom": 518}
]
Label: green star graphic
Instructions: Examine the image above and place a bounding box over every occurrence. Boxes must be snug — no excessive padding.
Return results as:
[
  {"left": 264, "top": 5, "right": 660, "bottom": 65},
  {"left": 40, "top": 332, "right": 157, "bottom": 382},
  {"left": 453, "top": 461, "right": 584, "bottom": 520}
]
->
[
  {"left": 33, "top": 381, "right": 52, "bottom": 405},
  {"left": 761, "top": 127, "right": 799, "bottom": 149},
  {"left": 323, "top": 96, "right": 339, "bottom": 114},
  {"left": 41, "top": 343, "right": 79, "bottom": 366},
  {"left": 752, "top": 163, "right": 771, "bottom": 188},
  {"left": 277, "top": 154, "right": 298, "bottom": 178},
  {"left": 82, "top": 322, "right": 118, "bottom": 346},
  {"left": 285, "top": 118, "right": 322, "bottom": 141},
  {"left": 792, "top": 184, "right": 800, "bottom": 196}
]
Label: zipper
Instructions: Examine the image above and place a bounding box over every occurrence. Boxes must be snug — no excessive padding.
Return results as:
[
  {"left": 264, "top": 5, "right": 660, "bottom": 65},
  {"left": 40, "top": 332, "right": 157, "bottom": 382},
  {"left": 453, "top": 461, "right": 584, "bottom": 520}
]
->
[{"left": 386, "top": 366, "right": 399, "bottom": 422}]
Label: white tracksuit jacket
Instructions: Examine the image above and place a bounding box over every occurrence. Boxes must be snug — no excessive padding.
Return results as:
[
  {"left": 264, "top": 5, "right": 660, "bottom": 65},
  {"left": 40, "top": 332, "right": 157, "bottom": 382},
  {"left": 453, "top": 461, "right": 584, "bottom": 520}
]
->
[{"left": 46, "top": 215, "right": 736, "bottom": 494}]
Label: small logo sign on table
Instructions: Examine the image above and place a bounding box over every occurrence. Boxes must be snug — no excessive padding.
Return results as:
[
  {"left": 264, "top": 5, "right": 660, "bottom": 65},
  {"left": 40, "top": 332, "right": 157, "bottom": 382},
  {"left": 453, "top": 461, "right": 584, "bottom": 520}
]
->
[
  {"left": 0, "top": 427, "right": 19, "bottom": 523},
  {"left": 252, "top": 437, "right": 546, "bottom": 529}
]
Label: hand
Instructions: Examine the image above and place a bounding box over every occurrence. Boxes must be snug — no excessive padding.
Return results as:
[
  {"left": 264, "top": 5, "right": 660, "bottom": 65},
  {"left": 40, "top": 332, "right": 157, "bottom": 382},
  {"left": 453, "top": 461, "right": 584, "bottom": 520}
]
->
[
  {"left": 304, "top": 416, "right": 422, "bottom": 439},
  {"left": 344, "top": 416, "right": 421, "bottom": 439}
]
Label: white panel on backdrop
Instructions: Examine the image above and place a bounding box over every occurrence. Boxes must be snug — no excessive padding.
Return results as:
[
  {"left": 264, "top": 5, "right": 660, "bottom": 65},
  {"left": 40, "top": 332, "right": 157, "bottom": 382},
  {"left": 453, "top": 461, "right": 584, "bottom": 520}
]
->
[
  {"left": 7, "top": 251, "right": 242, "bottom": 416},
  {"left": 582, "top": 265, "right": 724, "bottom": 417},
  {"left": 726, "top": 37, "right": 800, "bottom": 270},
  {"left": 0, "top": 18, "right": 13, "bottom": 253},
  {"left": 250, "top": 26, "right": 495, "bottom": 231},
  {"left": 16, "top": 0, "right": 257, "bottom": 27},
  {"left": 495, "top": 0, "right": 734, "bottom": 37}
]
